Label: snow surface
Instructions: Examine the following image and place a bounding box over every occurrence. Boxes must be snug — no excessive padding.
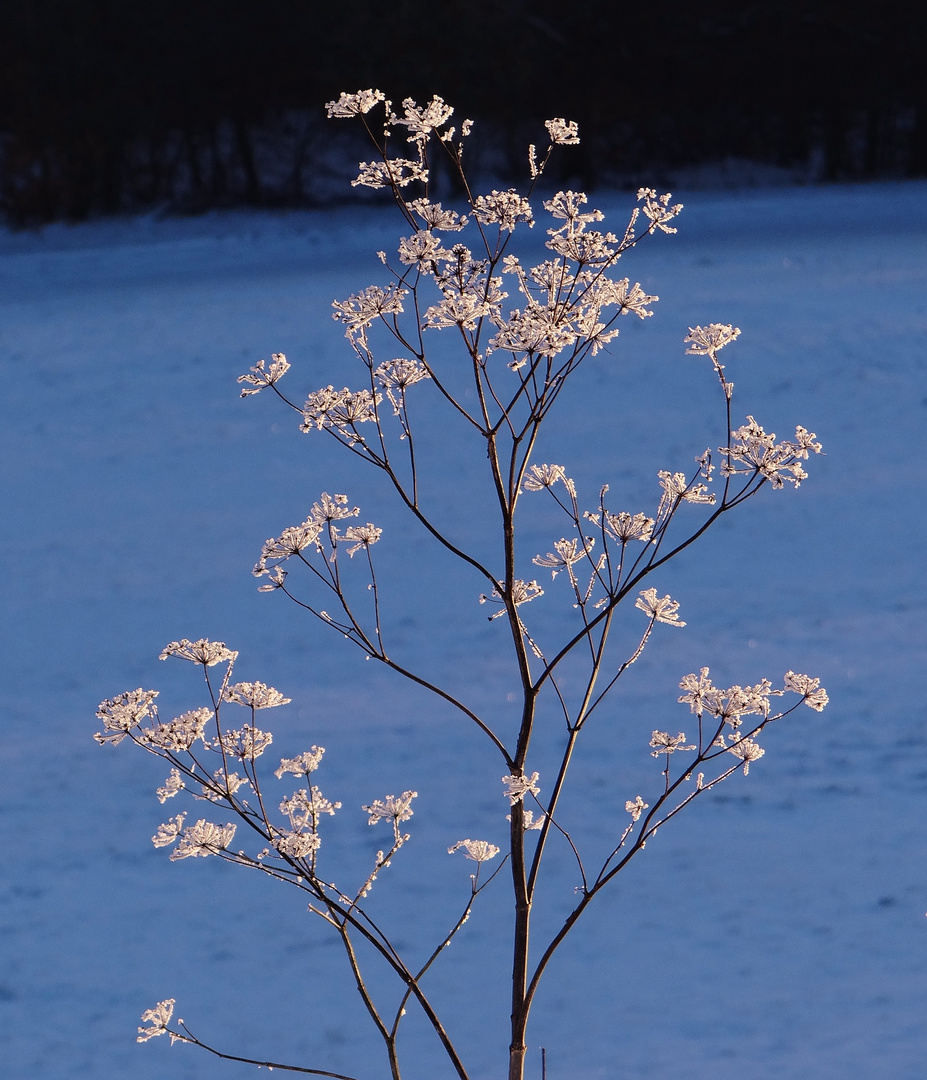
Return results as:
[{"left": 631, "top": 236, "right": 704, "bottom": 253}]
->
[{"left": 1, "top": 182, "right": 926, "bottom": 1080}]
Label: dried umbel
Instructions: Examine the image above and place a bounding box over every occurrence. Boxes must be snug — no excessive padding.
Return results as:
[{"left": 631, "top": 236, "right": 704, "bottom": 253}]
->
[{"left": 99, "top": 92, "right": 827, "bottom": 1080}]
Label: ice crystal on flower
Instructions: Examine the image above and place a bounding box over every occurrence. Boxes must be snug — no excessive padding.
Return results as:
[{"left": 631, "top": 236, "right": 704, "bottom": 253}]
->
[
  {"left": 363, "top": 791, "right": 418, "bottom": 825},
  {"left": 142, "top": 707, "right": 212, "bottom": 751},
  {"left": 94, "top": 688, "right": 158, "bottom": 744},
  {"left": 310, "top": 492, "right": 360, "bottom": 523},
  {"left": 637, "top": 188, "right": 683, "bottom": 233},
  {"left": 502, "top": 771, "right": 541, "bottom": 805},
  {"left": 201, "top": 769, "right": 249, "bottom": 801},
  {"left": 726, "top": 734, "right": 765, "bottom": 774},
  {"left": 137, "top": 998, "right": 175, "bottom": 1042},
  {"left": 650, "top": 731, "right": 695, "bottom": 756},
  {"left": 237, "top": 352, "right": 290, "bottom": 397},
  {"left": 523, "top": 463, "right": 574, "bottom": 494},
  {"left": 472, "top": 190, "right": 534, "bottom": 232},
  {"left": 606, "top": 278, "right": 658, "bottom": 318},
  {"left": 585, "top": 509, "right": 654, "bottom": 544},
  {"left": 301, "top": 386, "right": 380, "bottom": 436},
  {"left": 625, "top": 796, "right": 648, "bottom": 821},
  {"left": 223, "top": 681, "right": 291, "bottom": 710},
  {"left": 684, "top": 323, "right": 741, "bottom": 357},
  {"left": 341, "top": 523, "right": 382, "bottom": 557},
  {"left": 273, "top": 830, "right": 321, "bottom": 859},
  {"left": 784, "top": 671, "right": 829, "bottom": 710},
  {"left": 533, "top": 538, "right": 591, "bottom": 579},
  {"left": 217, "top": 726, "right": 273, "bottom": 758},
  {"left": 393, "top": 95, "right": 455, "bottom": 142},
  {"left": 479, "top": 580, "right": 544, "bottom": 618},
  {"left": 448, "top": 839, "right": 501, "bottom": 862},
  {"left": 280, "top": 787, "right": 341, "bottom": 830},
  {"left": 721, "top": 416, "right": 822, "bottom": 489},
  {"left": 635, "top": 588, "right": 686, "bottom": 627},
  {"left": 169, "top": 818, "right": 236, "bottom": 860},
  {"left": 276, "top": 747, "right": 325, "bottom": 778},
  {"left": 657, "top": 470, "right": 716, "bottom": 520},
  {"left": 544, "top": 118, "right": 580, "bottom": 145},
  {"left": 157, "top": 768, "right": 185, "bottom": 804},
  {"left": 255, "top": 519, "right": 323, "bottom": 575},
  {"left": 398, "top": 230, "right": 451, "bottom": 267},
  {"left": 678, "top": 668, "right": 774, "bottom": 727},
  {"left": 159, "top": 639, "right": 238, "bottom": 666},
  {"left": 332, "top": 285, "right": 407, "bottom": 333},
  {"left": 325, "top": 89, "right": 386, "bottom": 117},
  {"left": 353, "top": 159, "right": 429, "bottom": 189},
  {"left": 375, "top": 358, "right": 430, "bottom": 415},
  {"left": 152, "top": 813, "right": 186, "bottom": 848},
  {"left": 407, "top": 199, "right": 467, "bottom": 231}
]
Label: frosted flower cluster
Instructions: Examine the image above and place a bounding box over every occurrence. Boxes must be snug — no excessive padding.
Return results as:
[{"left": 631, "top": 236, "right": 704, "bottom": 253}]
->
[
  {"left": 480, "top": 580, "right": 544, "bottom": 618},
  {"left": 253, "top": 492, "right": 367, "bottom": 579},
  {"left": 141, "top": 707, "right": 211, "bottom": 752},
  {"left": 721, "top": 416, "right": 823, "bottom": 489},
  {"left": 678, "top": 667, "right": 774, "bottom": 727},
  {"left": 449, "top": 839, "right": 501, "bottom": 862},
  {"left": 635, "top": 588, "right": 686, "bottom": 627},
  {"left": 502, "top": 772, "right": 541, "bottom": 805},
  {"left": 649, "top": 731, "right": 695, "bottom": 756},
  {"left": 276, "top": 747, "right": 325, "bottom": 778},
  {"left": 159, "top": 639, "right": 238, "bottom": 666},
  {"left": 237, "top": 352, "right": 290, "bottom": 397},
  {"left": 94, "top": 688, "right": 158, "bottom": 745},
  {"left": 137, "top": 998, "right": 176, "bottom": 1043},
  {"left": 222, "top": 681, "right": 291, "bottom": 710},
  {"left": 363, "top": 791, "right": 418, "bottom": 826}
]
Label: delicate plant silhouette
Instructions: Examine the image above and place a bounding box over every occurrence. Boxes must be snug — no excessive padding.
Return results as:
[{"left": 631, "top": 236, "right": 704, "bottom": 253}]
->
[{"left": 96, "top": 91, "right": 827, "bottom": 1080}]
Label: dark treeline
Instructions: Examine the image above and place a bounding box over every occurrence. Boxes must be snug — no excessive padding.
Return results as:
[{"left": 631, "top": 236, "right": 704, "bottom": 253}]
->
[{"left": 1, "top": 0, "right": 925, "bottom": 223}]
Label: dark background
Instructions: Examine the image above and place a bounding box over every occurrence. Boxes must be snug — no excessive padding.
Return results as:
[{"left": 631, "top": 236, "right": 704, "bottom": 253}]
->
[{"left": 1, "top": 0, "right": 925, "bottom": 224}]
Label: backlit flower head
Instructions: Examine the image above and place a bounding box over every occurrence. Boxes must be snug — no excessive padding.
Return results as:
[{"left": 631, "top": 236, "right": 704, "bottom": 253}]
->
[
  {"left": 159, "top": 639, "right": 238, "bottom": 666},
  {"left": 237, "top": 353, "right": 290, "bottom": 397},
  {"left": 276, "top": 747, "right": 325, "bottom": 778},
  {"left": 223, "top": 681, "right": 291, "bottom": 710},
  {"left": 363, "top": 790, "right": 418, "bottom": 826},
  {"left": 448, "top": 839, "right": 500, "bottom": 862},
  {"left": 784, "top": 671, "right": 829, "bottom": 710},
  {"left": 94, "top": 688, "right": 159, "bottom": 745},
  {"left": 635, "top": 588, "right": 686, "bottom": 627},
  {"left": 137, "top": 998, "right": 176, "bottom": 1042},
  {"left": 502, "top": 771, "right": 540, "bottom": 805},
  {"left": 650, "top": 731, "right": 695, "bottom": 756},
  {"left": 326, "top": 89, "right": 386, "bottom": 117}
]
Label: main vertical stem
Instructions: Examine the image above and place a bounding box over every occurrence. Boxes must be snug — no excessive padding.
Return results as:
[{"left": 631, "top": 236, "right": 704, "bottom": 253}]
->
[{"left": 509, "top": 798, "right": 530, "bottom": 1080}]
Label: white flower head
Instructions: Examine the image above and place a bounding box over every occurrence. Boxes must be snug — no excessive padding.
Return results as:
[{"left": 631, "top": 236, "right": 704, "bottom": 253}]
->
[
  {"left": 522, "top": 463, "right": 574, "bottom": 494},
  {"left": 472, "top": 190, "right": 534, "bottom": 232},
  {"left": 159, "top": 639, "right": 238, "bottom": 667},
  {"left": 218, "top": 726, "right": 274, "bottom": 759},
  {"left": 637, "top": 188, "right": 683, "bottom": 233},
  {"left": 502, "top": 771, "right": 540, "bottom": 805},
  {"left": 169, "top": 819, "right": 236, "bottom": 860},
  {"left": 156, "top": 768, "right": 185, "bottom": 804},
  {"left": 448, "top": 839, "right": 501, "bottom": 862},
  {"left": 94, "top": 688, "right": 159, "bottom": 745},
  {"left": 784, "top": 671, "right": 829, "bottom": 711},
  {"left": 684, "top": 324, "right": 741, "bottom": 357},
  {"left": 544, "top": 118, "right": 580, "bottom": 145},
  {"left": 635, "top": 588, "right": 686, "bottom": 627},
  {"left": 238, "top": 353, "right": 290, "bottom": 397},
  {"left": 341, "top": 523, "right": 382, "bottom": 557},
  {"left": 650, "top": 731, "right": 695, "bottom": 756},
  {"left": 152, "top": 813, "right": 187, "bottom": 848},
  {"left": 727, "top": 735, "right": 765, "bottom": 774},
  {"left": 141, "top": 707, "right": 212, "bottom": 752},
  {"left": 223, "top": 681, "right": 291, "bottom": 710},
  {"left": 363, "top": 791, "right": 418, "bottom": 826},
  {"left": 276, "top": 747, "right": 325, "bottom": 779},
  {"left": 479, "top": 579, "right": 544, "bottom": 619},
  {"left": 625, "top": 796, "right": 648, "bottom": 821},
  {"left": 137, "top": 998, "right": 176, "bottom": 1042},
  {"left": 326, "top": 89, "right": 386, "bottom": 117}
]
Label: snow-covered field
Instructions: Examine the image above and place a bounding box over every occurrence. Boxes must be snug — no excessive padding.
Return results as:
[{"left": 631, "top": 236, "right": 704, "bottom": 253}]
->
[{"left": 1, "top": 181, "right": 926, "bottom": 1080}]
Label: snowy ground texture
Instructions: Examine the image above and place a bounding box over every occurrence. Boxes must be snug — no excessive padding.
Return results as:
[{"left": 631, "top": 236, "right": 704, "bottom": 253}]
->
[{"left": 1, "top": 181, "right": 926, "bottom": 1080}]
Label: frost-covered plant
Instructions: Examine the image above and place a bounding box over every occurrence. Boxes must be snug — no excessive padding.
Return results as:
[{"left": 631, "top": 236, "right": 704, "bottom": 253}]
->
[{"left": 97, "top": 91, "right": 827, "bottom": 1080}]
